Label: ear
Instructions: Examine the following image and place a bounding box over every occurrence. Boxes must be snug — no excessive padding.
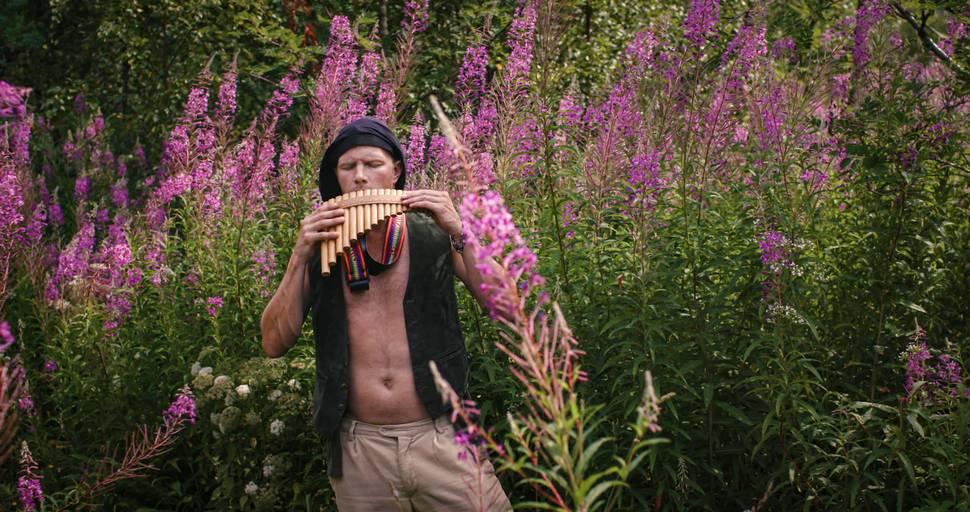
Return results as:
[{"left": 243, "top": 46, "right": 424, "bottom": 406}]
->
[{"left": 393, "top": 160, "right": 402, "bottom": 182}]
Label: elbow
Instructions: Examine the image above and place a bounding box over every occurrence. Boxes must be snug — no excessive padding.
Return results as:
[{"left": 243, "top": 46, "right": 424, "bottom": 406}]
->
[
  {"left": 262, "top": 338, "right": 285, "bottom": 358},
  {"left": 260, "top": 311, "right": 288, "bottom": 358}
]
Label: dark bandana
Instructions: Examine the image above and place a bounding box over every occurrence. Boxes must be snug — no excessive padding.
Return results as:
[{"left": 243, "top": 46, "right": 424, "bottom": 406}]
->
[{"left": 317, "top": 117, "right": 407, "bottom": 202}]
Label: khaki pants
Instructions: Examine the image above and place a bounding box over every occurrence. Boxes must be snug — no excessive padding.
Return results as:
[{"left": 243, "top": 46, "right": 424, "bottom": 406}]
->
[{"left": 329, "top": 416, "right": 513, "bottom": 511}]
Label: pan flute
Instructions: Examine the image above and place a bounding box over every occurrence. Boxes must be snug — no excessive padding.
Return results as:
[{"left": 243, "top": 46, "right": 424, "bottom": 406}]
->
[{"left": 319, "top": 189, "right": 411, "bottom": 277}]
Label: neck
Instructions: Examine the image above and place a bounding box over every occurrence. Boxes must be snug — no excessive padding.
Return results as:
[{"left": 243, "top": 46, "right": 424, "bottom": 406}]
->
[{"left": 364, "top": 220, "right": 388, "bottom": 255}]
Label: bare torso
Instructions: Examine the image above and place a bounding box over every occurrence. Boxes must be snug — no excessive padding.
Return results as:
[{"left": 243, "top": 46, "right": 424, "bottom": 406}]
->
[{"left": 342, "top": 222, "right": 428, "bottom": 424}]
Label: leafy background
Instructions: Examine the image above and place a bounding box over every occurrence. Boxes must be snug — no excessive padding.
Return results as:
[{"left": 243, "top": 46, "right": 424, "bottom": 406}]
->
[{"left": 1, "top": 0, "right": 969, "bottom": 510}]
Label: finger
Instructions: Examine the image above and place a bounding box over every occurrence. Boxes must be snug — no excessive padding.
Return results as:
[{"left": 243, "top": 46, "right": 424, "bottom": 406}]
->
[
  {"left": 307, "top": 216, "right": 344, "bottom": 231},
  {"left": 409, "top": 201, "right": 458, "bottom": 217},
  {"left": 302, "top": 208, "right": 344, "bottom": 226},
  {"left": 306, "top": 231, "right": 340, "bottom": 241},
  {"left": 402, "top": 192, "right": 449, "bottom": 207},
  {"left": 401, "top": 190, "right": 439, "bottom": 202},
  {"left": 306, "top": 203, "right": 342, "bottom": 221}
]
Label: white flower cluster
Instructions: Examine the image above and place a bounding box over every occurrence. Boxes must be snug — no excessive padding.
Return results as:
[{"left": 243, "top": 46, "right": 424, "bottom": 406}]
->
[
  {"left": 766, "top": 302, "right": 807, "bottom": 325},
  {"left": 190, "top": 361, "right": 213, "bottom": 377},
  {"left": 210, "top": 406, "right": 241, "bottom": 434},
  {"left": 235, "top": 384, "right": 251, "bottom": 399},
  {"left": 270, "top": 418, "right": 285, "bottom": 436},
  {"left": 244, "top": 481, "right": 258, "bottom": 495}
]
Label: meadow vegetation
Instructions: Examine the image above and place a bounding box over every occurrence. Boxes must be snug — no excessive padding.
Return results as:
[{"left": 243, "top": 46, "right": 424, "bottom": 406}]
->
[{"left": 1, "top": 0, "right": 969, "bottom": 510}]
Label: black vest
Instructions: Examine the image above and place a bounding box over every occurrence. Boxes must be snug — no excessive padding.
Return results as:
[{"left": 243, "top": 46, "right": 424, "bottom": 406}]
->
[{"left": 305, "top": 212, "right": 469, "bottom": 477}]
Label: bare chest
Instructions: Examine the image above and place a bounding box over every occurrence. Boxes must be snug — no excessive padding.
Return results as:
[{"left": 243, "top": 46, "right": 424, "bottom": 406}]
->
[{"left": 342, "top": 238, "right": 409, "bottom": 314}]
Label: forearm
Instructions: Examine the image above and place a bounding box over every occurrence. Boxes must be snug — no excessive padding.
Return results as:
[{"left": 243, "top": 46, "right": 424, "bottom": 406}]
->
[{"left": 261, "top": 252, "right": 312, "bottom": 357}]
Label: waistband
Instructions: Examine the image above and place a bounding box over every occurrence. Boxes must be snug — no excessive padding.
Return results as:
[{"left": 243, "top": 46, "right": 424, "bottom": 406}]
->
[{"left": 340, "top": 415, "right": 451, "bottom": 437}]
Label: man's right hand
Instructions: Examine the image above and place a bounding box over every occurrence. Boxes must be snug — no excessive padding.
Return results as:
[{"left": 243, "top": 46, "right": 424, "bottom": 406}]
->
[{"left": 294, "top": 203, "right": 344, "bottom": 265}]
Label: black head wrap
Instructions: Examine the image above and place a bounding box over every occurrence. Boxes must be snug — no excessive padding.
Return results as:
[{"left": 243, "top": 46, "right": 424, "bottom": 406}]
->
[{"left": 318, "top": 117, "right": 407, "bottom": 202}]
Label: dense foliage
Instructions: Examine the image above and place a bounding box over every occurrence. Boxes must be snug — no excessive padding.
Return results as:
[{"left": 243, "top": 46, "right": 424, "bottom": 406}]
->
[{"left": 2, "top": 0, "right": 969, "bottom": 510}]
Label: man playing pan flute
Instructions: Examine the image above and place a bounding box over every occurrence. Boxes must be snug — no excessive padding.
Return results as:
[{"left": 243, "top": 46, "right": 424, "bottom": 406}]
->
[{"left": 260, "top": 117, "right": 512, "bottom": 511}]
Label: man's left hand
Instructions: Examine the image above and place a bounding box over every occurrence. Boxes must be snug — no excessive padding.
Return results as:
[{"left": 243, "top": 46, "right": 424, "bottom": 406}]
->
[{"left": 401, "top": 190, "right": 461, "bottom": 237}]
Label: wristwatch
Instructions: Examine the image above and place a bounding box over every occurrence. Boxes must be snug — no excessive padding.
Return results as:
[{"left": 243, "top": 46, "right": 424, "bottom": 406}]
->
[{"left": 450, "top": 233, "right": 465, "bottom": 254}]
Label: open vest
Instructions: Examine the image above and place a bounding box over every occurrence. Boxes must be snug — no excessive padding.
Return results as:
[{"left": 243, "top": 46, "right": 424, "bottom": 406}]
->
[{"left": 305, "top": 212, "right": 469, "bottom": 478}]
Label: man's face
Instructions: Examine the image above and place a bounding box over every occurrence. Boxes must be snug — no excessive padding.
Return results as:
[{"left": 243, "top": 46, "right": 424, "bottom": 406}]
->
[{"left": 335, "top": 145, "right": 401, "bottom": 194}]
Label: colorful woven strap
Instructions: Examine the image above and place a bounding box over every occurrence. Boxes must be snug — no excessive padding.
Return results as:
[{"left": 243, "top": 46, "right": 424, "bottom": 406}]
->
[
  {"left": 343, "top": 240, "right": 369, "bottom": 291},
  {"left": 344, "top": 214, "right": 407, "bottom": 292},
  {"left": 379, "top": 214, "right": 407, "bottom": 264}
]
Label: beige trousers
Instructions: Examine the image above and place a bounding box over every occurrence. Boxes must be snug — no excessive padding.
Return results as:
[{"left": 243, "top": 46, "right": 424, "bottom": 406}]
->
[{"left": 329, "top": 416, "right": 513, "bottom": 512}]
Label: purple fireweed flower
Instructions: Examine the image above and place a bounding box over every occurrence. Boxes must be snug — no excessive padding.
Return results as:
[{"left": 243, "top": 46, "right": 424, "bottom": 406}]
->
[
  {"left": 261, "top": 71, "right": 301, "bottom": 123},
  {"left": 0, "top": 164, "right": 25, "bottom": 249},
  {"left": 402, "top": 0, "right": 429, "bottom": 33},
  {"left": 405, "top": 113, "right": 426, "bottom": 173},
  {"left": 45, "top": 219, "right": 96, "bottom": 302},
  {"left": 345, "top": 51, "right": 382, "bottom": 120},
  {"left": 163, "top": 385, "right": 197, "bottom": 425},
  {"left": 153, "top": 172, "right": 193, "bottom": 205},
  {"left": 428, "top": 134, "right": 453, "bottom": 173},
  {"left": 0, "top": 81, "right": 29, "bottom": 118},
  {"left": 903, "top": 341, "right": 931, "bottom": 395},
  {"left": 216, "top": 67, "right": 237, "bottom": 127},
  {"left": 561, "top": 201, "right": 578, "bottom": 230},
  {"left": 182, "top": 87, "right": 209, "bottom": 124},
  {"left": 73, "top": 92, "right": 86, "bottom": 114},
  {"left": 853, "top": 0, "right": 890, "bottom": 69},
  {"left": 558, "top": 92, "right": 584, "bottom": 130},
  {"left": 474, "top": 151, "right": 496, "bottom": 187},
  {"left": 0, "top": 320, "right": 14, "bottom": 353},
  {"left": 18, "top": 392, "right": 35, "bottom": 416},
  {"left": 74, "top": 176, "right": 90, "bottom": 202},
  {"left": 18, "top": 442, "right": 43, "bottom": 512},
  {"left": 161, "top": 125, "right": 190, "bottom": 172},
  {"left": 311, "top": 16, "right": 358, "bottom": 130},
  {"left": 460, "top": 190, "right": 544, "bottom": 317},
  {"left": 252, "top": 247, "right": 278, "bottom": 297},
  {"left": 96, "top": 207, "right": 110, "bottom": 225},
  {"left": 18, "top": 476, "right": 43, "bottom": 512},
  {"left": 278, "top": 139, "right": 300, "bottom": 169},
  {"left": 206, "top": 296, "right": 223, "bottom": 317},
  {"left": 502, "top": 0, "right": 537, "bottom": 89},
  {"left": 43, "top": 359, "right": 58, "bottom": 373},
  {"left": 771, "top": 36, "right": 796, "bottom": 60},
  {"left": 754, "top": 86, "right": 786, "bottom": 152},
  {"left": 509, "top": 116, "right": 540, "bottom": 177},
  {"left": 758, "top": 230, "right": 788, "bottom": 268},
  {"left": 628, "top": 150, "right": 662, "bottom": 188},
  {"left": 933, "top": 354, "right": 964, "bottom": 396},
  {"left": 723, "top": 23, "right": 768, "bottom": 78},
  {"left": 23, "top": 204, "right": 46, "bottom": 245},
  {"left": 464, "top": 100, "right": 498, "bottom": 149},
  {"left": 133, "top": 145, "right": 147, "bottom": 168},
  {"left": 456, "top": 45, "right": 489, "bottom": 109},
  {"left": 1, "top": 81, "right": 32, "bottom": 171},
  {"left": 941, "top": 18, "right": 967, "bottom": 54},
  {"left": 111, "top": 179, "right": 130, "bottom": 209},
  {"left": 48, "top": 203, "right": 64, "bottom": 226},
  {"left": 683, "top": 0, "right": 719, "bottom": 47},
  {"left": 375, "top": 84, "right": 397, "bottom": 125},
  {"left": 623, "top": 31, "right": 659, "bottom": 81}
]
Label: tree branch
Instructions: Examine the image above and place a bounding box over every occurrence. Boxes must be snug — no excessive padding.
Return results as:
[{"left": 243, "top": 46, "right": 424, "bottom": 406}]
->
[{"left": 890, "top": 2, "right": 957, "bottom": 66}]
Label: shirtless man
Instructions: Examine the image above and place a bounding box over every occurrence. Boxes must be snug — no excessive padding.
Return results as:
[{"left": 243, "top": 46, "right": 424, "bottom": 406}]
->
[{"left": 260, "top": 118, "right": 511, "bottom": 511}]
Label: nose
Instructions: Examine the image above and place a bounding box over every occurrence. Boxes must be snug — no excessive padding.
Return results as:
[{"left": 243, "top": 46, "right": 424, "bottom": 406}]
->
[{"left": 353, "top": 162, "right": 367, "bottom": 185}]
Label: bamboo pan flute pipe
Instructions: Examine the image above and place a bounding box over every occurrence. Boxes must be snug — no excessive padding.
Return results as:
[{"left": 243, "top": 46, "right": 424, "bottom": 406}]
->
[{"left": 319, "top": 189, "right": 409, "bottom": 277}]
